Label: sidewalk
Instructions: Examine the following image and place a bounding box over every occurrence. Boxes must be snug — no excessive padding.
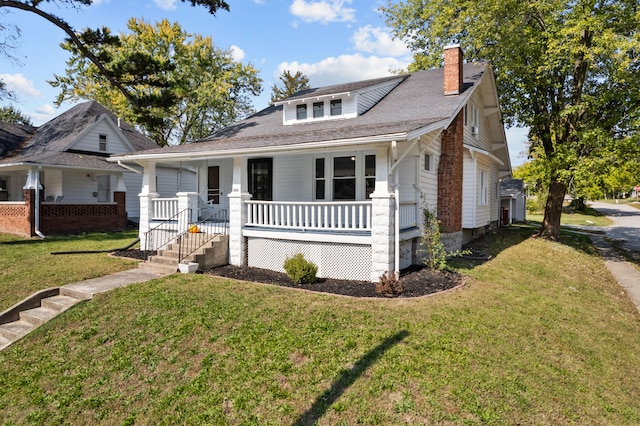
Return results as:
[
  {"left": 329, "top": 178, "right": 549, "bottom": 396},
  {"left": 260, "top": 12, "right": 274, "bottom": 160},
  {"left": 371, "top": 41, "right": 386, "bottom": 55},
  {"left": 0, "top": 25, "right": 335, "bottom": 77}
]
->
[{"left": 588, "top": 202, "right": 640, "bottom": 312}]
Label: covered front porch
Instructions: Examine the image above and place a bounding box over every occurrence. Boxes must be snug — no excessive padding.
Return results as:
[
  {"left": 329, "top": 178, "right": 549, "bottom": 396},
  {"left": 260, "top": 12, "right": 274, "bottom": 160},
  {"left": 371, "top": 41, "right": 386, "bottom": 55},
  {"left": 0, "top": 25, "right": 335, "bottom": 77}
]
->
[{"left": 133, "top": 139, "right": 430, "bottom": 282}]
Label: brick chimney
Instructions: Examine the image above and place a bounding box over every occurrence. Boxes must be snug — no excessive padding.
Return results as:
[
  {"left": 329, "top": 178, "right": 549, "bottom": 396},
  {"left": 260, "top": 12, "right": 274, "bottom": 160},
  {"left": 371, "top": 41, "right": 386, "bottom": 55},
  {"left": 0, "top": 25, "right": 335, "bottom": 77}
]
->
[{"left": 444, "top": 45, "right": 464, "bottom": 95}]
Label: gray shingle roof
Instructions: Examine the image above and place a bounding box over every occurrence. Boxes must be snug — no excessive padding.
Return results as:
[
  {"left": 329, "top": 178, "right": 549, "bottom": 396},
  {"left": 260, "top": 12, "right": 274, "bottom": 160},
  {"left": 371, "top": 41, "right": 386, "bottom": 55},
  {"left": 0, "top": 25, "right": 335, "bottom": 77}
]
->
[
  {"left": 0, "top": 101, "right": 159, "bottom": 170},
  {"left": 121, "top": 62, "right": 488, "bottom": 157}
]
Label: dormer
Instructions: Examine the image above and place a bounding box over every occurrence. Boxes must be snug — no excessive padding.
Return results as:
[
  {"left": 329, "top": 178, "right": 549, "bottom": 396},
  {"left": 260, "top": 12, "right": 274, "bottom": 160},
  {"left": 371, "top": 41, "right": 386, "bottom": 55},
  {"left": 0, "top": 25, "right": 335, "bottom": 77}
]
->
[{"left": 275, "top": 76, "right": 406, "bottom": 125}]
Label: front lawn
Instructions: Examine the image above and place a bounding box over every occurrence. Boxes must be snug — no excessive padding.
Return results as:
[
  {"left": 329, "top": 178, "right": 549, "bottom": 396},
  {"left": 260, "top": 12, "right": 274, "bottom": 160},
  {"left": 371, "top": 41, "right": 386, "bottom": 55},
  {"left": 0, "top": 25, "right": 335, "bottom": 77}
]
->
[
  {"left": 526, "top": 205, "right": 613, "bottom": 227},
  {"left": 1, "top": 227, "right": 639, "bottom": 424}
]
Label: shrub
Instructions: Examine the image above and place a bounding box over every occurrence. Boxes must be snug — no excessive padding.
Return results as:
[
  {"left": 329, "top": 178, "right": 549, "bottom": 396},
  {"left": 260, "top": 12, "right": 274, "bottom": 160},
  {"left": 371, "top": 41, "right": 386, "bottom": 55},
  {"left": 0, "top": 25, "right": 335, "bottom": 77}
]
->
[
  {"left": 283, "top": 253, "right": 318, "bottom": 284},
  {"left": 375, "top": 272, "right": 404, "bottom": 297}
]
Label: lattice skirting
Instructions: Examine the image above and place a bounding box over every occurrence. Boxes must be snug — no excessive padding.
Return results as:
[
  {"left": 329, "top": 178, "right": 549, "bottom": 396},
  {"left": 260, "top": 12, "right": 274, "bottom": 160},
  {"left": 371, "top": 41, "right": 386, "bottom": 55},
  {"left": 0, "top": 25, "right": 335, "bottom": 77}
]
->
[{"left": 247, "top": 238, "right": 372, "bottom": 281}]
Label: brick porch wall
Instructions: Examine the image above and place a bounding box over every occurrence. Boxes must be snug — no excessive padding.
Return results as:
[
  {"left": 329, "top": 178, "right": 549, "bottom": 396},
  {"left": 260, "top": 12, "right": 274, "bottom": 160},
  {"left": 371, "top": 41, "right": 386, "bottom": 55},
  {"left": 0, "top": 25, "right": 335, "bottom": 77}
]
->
[
  {"left": 437, "top": 110, "right": 464, "bottom": 233},
  {"left": 0, "top": 190, "right": 127, "bottom": 237}
]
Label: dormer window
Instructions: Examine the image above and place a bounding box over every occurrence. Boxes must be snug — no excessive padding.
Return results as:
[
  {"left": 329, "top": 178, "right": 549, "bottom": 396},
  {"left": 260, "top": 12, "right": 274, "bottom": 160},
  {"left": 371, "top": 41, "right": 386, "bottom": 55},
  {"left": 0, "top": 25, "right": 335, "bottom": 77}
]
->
[
  {"left": 330, "top": 99, "right": 342, "bottom": 116},
  {"left": 313, "top": 102, "right": 324, "bottom": 118},
  {"left": 99, "top": 134, "right": 107, "bottom": 152},
  {"left": 296, "top": 104, "right": 307, "bottom": 120}
]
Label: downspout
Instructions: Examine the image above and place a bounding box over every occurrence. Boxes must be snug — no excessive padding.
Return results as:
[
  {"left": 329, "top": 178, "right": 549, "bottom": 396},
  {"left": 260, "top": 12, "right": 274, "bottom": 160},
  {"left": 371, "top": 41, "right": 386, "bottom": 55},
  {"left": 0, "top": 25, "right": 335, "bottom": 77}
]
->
[
  {"left": 394, "top": 167, "right": 400, "bottom": 277},
  {"left": 34, "top": 167, "right": 45, "bottom": 239}
]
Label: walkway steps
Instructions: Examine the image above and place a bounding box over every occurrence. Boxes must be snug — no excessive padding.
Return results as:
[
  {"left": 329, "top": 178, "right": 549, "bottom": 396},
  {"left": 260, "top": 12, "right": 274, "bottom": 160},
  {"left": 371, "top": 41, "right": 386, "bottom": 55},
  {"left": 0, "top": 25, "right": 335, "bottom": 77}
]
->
[{"left": 0, "top": 268, "right": 170, "bottom": 352}]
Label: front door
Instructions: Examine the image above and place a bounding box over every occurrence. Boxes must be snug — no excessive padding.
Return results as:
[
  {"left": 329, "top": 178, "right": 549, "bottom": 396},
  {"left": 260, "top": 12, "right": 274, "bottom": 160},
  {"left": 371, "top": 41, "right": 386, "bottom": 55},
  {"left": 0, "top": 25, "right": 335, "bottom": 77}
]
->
[
  {"left": 207, "top": 166, "right": 220, "bottom": 204},
  {"left": 248, "top": 158, "right": 273, "bottom": 201}
]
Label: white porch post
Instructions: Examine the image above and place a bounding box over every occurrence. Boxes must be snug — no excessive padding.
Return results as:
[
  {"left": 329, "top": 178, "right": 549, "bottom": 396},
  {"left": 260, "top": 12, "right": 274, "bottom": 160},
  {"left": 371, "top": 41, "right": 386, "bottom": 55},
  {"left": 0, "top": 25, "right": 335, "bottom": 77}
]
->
[
  {"left": 228, "top": 157, "right": 250, "bottom": 266},
  {"left": 177, "top": 192, "right": 199, "bottom": 223},
  {"left": 370, "top": 146, "right": 395, "bottom": 282},
  {"left": 139, "top": 161, "right": 159, "bottom": 250}
]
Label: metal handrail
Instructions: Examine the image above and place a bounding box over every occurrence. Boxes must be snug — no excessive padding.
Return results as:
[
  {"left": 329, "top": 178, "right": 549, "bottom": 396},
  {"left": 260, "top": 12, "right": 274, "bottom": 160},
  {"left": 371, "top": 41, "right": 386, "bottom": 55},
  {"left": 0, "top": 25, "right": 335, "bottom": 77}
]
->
[
  {"left": 143, "top": 208, "right": 191, "bottom": 260},
  {"left": 177, "top": 209, "right": 228, "bottom": 264}
]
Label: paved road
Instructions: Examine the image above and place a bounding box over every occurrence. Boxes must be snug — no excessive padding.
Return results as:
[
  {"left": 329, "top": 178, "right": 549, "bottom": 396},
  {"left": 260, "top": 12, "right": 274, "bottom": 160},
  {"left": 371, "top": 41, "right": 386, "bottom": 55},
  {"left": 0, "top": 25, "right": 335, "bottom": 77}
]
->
[{"left": 589, "top": 202, "right": 640, "bottom": 311}]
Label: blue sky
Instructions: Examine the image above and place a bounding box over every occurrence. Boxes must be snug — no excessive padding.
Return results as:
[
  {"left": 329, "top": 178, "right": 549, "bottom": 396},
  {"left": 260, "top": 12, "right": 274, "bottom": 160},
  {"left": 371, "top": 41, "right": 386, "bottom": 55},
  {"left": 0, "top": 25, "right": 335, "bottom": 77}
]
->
[{"left": 1, "top": 0, "right": 529, "bottom": 166}]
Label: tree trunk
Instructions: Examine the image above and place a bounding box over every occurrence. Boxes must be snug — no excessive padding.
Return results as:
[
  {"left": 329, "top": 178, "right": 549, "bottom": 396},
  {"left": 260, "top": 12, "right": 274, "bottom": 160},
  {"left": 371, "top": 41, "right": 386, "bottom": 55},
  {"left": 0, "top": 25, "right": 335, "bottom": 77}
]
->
[{"left": 538, "top": 180, "right": 566, "bottom": 241}]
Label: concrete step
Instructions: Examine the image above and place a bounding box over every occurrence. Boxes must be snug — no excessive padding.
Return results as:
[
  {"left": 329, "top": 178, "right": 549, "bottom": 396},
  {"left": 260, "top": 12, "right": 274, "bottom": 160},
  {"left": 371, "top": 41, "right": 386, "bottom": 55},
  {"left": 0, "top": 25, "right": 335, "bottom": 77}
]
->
[
  {"left": 20, "top": 306, "right": 59, "bottom": 326},
  {"left": 59, "top": 286, "right": 93, "bottom": 301},
  {"left": 0, "top": 320, "right": 34, "bottom": 340},
  {"left": 138, "top": 261, "right": 178, "bottom": 274},
  {"left": 148, "top": 254, "right": 180, "bottom": 266},
  {"left": 41, "top": 295, "right": 81, "bottom": 313}
]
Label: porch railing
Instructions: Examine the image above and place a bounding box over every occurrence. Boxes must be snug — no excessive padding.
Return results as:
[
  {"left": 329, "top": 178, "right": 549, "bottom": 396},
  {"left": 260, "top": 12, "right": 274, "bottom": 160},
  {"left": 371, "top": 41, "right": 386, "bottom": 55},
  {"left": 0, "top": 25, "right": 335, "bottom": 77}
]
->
[
  {"left": 178, "top": 209, "right": 228, "bottom": 263},
  {"left": 144, "top": 208, "right": 191, "bottom": 259},
  {"left": 245, "top": 200, "right": 372, "bottom": 231},
  {"left": 399, "top": 202, "right": 419, "bottom": 229},
  {"left": 151, "top": 197, "right": 179, "bottom": 220}
]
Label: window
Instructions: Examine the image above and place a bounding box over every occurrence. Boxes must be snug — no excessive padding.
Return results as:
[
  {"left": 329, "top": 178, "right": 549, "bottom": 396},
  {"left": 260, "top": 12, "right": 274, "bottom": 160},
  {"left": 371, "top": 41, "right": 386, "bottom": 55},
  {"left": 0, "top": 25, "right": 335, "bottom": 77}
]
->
[
  {"left": 330, "top": 99, "right": 342, "bottom": 116},
  {"left": 296, "top": 104, "right": 307, "bottom": 120},
  {"left": 480, "top": 169, "right": 488, "bottom": 205},
  {"left": 313, "top": 102, "right": 324, "bottom": 118},
  {"left": 315, "top": 158, "right": 325, "bottom": 200},
  {"left": 424, "top": 153, "right": 432, "bottom": 171},
  {"left": 333, "top": 156, "right": 356, "bottom": 200},
  {"left": 365, "top": 155, "right": 375, "bottom": 199},
  {"left": 99, "top": 134, "right": 107, "bottom": 151}
]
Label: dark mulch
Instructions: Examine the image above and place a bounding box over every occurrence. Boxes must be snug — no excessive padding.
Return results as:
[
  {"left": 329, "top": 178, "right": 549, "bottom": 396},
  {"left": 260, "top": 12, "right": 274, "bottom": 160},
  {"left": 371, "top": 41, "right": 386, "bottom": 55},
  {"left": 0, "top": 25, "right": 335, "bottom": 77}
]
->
[
  {"left": 111, "top": 249, "right": 466, "bottom": 298},
  {"left": 206, "top": 264, "right": 464, "bottom": 298}
]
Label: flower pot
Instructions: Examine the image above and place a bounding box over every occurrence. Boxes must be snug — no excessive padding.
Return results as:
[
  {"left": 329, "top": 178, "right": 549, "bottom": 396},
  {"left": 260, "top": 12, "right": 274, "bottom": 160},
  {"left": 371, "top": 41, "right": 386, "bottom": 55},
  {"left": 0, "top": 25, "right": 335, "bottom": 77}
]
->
[{"left": 178, "top": 262, "right": 199, "bottom": 273}]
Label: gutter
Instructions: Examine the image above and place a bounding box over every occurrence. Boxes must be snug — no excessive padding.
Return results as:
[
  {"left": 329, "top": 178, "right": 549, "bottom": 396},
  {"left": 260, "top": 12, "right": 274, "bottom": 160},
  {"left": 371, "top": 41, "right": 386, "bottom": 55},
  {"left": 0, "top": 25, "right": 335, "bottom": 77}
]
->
[{"left": 34, "top": 167, "right": 45, "bottom": 239}]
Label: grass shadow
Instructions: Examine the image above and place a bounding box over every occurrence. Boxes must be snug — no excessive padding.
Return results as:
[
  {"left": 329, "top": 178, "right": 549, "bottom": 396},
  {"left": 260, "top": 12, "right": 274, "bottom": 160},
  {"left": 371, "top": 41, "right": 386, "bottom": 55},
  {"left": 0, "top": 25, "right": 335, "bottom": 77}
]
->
[{"left": 292, "top": 330, "right": 409, "bottom": 425}]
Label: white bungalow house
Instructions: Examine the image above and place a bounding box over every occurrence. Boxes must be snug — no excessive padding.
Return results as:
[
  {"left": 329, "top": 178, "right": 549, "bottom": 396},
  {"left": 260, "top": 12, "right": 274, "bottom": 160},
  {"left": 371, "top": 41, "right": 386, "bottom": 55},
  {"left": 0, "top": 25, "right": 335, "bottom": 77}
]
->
[
  {"left": 111, "top": 46, "right": 512, "bottom": 282},
  {"left": 0, "top": 101, "right": 195, "bottom": 237}
]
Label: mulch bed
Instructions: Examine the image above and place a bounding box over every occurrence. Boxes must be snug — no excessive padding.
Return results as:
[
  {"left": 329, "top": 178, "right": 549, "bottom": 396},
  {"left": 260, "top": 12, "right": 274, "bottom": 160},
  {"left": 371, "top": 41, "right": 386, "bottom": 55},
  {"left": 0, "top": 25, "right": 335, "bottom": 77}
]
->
[
  {"left": 112, "top": 249, "right": 467, "bottom": 298},
  {"left": 206, "top": 264, "right": 464, "bottom": 298}
]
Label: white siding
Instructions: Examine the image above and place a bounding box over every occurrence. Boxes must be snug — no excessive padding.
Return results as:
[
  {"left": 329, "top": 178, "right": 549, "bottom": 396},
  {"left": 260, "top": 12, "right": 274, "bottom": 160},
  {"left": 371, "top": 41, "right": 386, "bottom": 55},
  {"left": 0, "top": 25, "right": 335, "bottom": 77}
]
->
[
  {"left": 418, "top": 135, "right": 441, "bottom": 212},
  {"left": 42, "top": 169, "right": 63, "bottom": 200},
  {"left": 61, "top": 171, "right": 98, "bottom": 204},
  {"left": 70, "top": 119, "right": 131, "bottom": 154},
  {"left": 462, "top": 150, "right": 476, "bottom": 228},
  {"left": 273, "top": 155, "right": 313, "bottom": 201}
]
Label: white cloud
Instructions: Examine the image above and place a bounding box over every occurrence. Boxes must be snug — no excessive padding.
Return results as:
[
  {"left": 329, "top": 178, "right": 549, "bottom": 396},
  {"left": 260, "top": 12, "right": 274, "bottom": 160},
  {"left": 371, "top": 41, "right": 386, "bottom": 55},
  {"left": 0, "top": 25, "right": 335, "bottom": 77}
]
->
[
  {"left": 230, "top": 45, "right": 245, "bottom": 61},
  {"left": 252, "top": 0, "right": 266, "bottom": 4},
  {"left": 154, "top": 0, "right": 177, "bottom": 11},
  {"left": 351, "top": 25, "right": 410, "bottom": 57},
  {"left": 289, "top": 0, "right": 356, "bottom": 24},
  {"left": 30, "top": 104, "right": 57, "bottom": 125},
  {"left": 0, "top": 73, "right": 41, "bottom": 98},
  {"left": 275, "top": 54, "right": 410, "bottom": 87}
]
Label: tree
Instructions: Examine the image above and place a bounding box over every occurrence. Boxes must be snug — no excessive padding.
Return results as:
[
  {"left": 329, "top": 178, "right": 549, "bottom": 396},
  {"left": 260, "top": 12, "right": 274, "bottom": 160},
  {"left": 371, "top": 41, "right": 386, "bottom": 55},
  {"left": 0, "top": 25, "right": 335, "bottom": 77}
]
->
[
  {"left": 0, "top": 0, "right": 229, "bottom": 108},
  {"left": 383, "top": 0, "right": 640, "bottom": 240},
  {"left": 50, "top": 19, "right": 262, "bottom": 146},
  {"left": 270, "top": 70, "right": 311, "bottom": 104},
  {"left": 0, "top": 105, "right": 32, "bottom": 125}
]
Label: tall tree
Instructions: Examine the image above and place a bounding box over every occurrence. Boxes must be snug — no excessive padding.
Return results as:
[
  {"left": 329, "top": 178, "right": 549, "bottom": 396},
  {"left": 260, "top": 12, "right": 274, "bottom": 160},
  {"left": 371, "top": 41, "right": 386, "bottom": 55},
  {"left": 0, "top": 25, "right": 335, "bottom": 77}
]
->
[
  {"left": 50, "top": 19, "right": 262, "bottom": 146},
  {"left": 383, "top": 0, "right": 640, "bottom": 240},
  {"left": 0, "top": 105, "right": 32, "bottom": 125},
  {"left": 0, "top": 0, "right": 229, "bottom": 107},
  {"left": 270, "top": 70, "right": 311, "bottom": 104}
]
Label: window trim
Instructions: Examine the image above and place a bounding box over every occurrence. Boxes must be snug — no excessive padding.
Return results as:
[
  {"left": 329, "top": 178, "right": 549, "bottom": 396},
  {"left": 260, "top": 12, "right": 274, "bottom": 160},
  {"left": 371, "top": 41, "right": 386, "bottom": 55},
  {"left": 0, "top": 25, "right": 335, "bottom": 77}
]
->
[
  {"left": 99, "top": 134, "right": 107, "bottom": 152},
  {"left": 313, "top": 152, "right": 375, "bottom": 201}
]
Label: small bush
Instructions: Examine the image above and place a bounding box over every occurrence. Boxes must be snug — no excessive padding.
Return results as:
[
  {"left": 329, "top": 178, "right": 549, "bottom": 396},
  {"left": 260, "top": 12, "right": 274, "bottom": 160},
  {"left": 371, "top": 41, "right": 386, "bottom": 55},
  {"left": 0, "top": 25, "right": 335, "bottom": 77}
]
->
[
  {"left": 375, "top": 272, "right": 404, "bottom": 297},
  {"left": 283, "top": 253, "right": 318, "bottom": 284}
]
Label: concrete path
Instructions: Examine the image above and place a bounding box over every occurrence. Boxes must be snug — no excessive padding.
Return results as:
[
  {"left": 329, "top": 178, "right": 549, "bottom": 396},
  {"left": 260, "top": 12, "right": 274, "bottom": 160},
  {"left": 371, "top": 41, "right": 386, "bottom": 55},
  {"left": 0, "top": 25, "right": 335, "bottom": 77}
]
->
[{"left": 588, "top": 202, "right": 640, "bottom": 312}]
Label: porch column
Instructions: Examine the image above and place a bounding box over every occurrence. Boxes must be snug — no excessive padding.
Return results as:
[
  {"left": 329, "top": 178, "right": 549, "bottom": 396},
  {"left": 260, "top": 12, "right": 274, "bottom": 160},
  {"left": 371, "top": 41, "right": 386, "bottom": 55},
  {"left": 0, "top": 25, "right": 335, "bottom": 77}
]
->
[
  {"left": 370, "top": 146, "right": 395, "bottom": 282},
  {"left": 177, "top": 192, "right": 199, "bottom": 223},
  {"left": 139, "top": 161, "right": 159, "bottom": 250},
  {"left": 228, "top": 157, "right": 250, "bottom": 266}
]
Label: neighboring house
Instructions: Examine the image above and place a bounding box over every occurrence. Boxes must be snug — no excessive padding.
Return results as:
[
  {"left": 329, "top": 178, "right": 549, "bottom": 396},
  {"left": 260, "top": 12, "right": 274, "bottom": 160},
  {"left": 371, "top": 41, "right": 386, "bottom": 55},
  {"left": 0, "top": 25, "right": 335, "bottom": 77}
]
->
[
  {"left": 0, "top": 101, "right": 195, "bottom": 237},
  {"left": 112, "top": 45, "right": 512, "bottom": 282},
  {"left": 500, "top": 178, "right": 527, "bottom": 225}
]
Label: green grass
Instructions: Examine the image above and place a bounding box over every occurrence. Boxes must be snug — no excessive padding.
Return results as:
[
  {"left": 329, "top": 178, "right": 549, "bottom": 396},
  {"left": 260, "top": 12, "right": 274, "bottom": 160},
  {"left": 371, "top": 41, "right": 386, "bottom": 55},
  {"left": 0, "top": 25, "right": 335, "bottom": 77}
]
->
[
  {"left": 527, "top": 206, "right": 613, "bottom": 227},
  {"left": 0, "top": 231, "right": 140, "bottom": 312},
  {"left": 1, "top": 227, "right": 640, "bottom": 424}
]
